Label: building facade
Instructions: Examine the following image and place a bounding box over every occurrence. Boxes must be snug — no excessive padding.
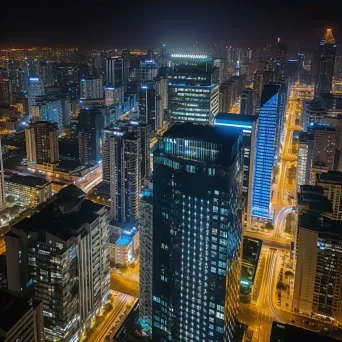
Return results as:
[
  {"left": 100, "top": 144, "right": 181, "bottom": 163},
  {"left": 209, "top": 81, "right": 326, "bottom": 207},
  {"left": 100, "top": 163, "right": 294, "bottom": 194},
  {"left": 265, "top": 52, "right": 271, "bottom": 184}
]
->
[
  {"left": 80, "top": 77, "right": 103, "bottom": 100},
  {"left": 152, "top": 123, "right": 243, "bottom": 341},
  {"left": 25, "top": 122, "right": 59, "bottom": 172},
  {"left": 168, "top": 55, "right": 220, "bottom": 124}
]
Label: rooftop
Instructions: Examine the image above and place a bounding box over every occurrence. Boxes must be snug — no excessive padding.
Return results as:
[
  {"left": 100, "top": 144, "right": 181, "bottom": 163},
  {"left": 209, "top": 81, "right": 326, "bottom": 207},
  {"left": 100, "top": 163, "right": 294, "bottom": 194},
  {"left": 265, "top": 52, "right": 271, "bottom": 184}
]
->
[
  {"left": 115, "top": 235, "right": 132, "bottom": 247},
  {"left": 214, "top": 112, "right": 258, "bottom": 125},
  {"left": 4, "top": 172, "right": 50, "bottom": 188},
  {"left": 317, "top": 171, "right": 342, "bottom": 185},
  {"left": 298, "top": 185, "right": 332, "bottom": 214}
]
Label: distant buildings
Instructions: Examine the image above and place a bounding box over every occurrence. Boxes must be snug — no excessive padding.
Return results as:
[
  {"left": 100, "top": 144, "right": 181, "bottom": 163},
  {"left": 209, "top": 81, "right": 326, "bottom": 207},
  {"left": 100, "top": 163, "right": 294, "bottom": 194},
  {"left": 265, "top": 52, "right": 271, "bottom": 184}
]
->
[
  {"left": 5, "top": 185, "right": 110, "bottom": 341},
  {"left": 252, "top": 82, "right": 287, "bottom": 219},
  {"left": 0, "top": 291, "right": 44, "bottom": 342},
  {"left": 106, "top": 56, "right": 124, "bottom": 87},
  {"left": 138, "top": 61, "right": 158, "bottom": 85},
  {"left": 315, "top": 29, "right": 336, "bottom": 97},
  {"left": 80, "top": 77, "right": 103, "bottom": 99},
  {"left": 302, "top": 100, "right": 327, "bottom": 131},
  {"left": 152, "top": 123, "right": 243, "bottom": 341},
  {"left": 168, "top": 54, "right": 219, "bottom": 124},
  {"left": 0, "top": 78, "right": 12, "bottom": 106},
  {"left": 276, "top": 39, "right": 287, "bottom": 78},
  {"left": 27, "top": 77, "right": 45, "bottom": 110},
  {"left": 25, "top": 121, "right": 59, "bottom": 172}
]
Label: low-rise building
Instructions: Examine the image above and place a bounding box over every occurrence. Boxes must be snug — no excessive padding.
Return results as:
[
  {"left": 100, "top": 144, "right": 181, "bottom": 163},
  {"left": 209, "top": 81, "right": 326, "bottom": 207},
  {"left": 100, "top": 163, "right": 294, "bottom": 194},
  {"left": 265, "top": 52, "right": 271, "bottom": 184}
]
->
[{"left": 4, "top": 173, "right": 52, "bottom": 207}]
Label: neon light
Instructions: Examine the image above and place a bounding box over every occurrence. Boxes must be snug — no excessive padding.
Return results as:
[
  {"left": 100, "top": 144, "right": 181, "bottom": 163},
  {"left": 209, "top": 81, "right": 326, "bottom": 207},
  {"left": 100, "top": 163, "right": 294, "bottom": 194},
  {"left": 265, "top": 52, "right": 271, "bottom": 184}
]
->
[
  {"left": 171, "top": 54, "right": 208, "bottom": 59},
  {"left": 214, "top": 122, "right": 251, "bottom": 130}
]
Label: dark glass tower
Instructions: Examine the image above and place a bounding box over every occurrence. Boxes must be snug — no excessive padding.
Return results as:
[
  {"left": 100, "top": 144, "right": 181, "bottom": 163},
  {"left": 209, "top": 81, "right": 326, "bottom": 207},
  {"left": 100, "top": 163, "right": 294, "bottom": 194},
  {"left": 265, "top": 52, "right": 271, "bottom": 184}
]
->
[
  {"left": 316, "top": 29, "right": 337, "bottom": 97},
  {"left": 276, "top": 38, "right": 287, "bottom": 78},
  {"left": 152, "top": 123, "right": 244, "bottom": 341}
]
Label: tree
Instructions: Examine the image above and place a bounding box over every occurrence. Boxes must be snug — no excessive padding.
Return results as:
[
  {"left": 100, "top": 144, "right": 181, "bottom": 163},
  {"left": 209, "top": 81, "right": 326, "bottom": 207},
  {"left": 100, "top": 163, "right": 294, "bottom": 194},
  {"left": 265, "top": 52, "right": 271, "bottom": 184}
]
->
[
  {"left": 288, "top": 165, "right": 297, "bottom": 185},
  {"left": 264, "top": 222, "right": 274, "bottom": 230},
  {"left": 6, "top": 195, "right": 15, "bottom": 203},
  {"left": 285, "top": 213, "right": 296, "bottom": 236},
  {"left": 276, "top": 281, "right": 287, "bottom": 291},
  {"left": 285, "top": 270, "right": 294, "bottom": 280}
]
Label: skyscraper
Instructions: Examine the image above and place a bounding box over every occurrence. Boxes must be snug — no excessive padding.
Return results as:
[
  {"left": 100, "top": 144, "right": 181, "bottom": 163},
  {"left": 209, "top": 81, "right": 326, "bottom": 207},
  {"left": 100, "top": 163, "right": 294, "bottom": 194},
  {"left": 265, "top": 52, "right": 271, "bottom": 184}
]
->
[
  {"left": 152, "top": 123, "right": 243, "bottom": 341},
  {"left": 315, "top": 29, "right": 337, "bottom": 97},
  {"left": 252, "top": 83, "right": 287, "bottom": 219},
  {"left": 77, "top": 108, "right": 102, "bottom": 166},
  {"left": 25, "top": 121, "right": 59, "bottom": 171},
  {"left": 106, "top": 56, "right": 124, "bottom": 87},
  {"left": 108, "top": 121, "right": 141, "bottom": 223},
  {"left": 214, "top": 113, "right": 258, "bottom": 228},
  {"left": 276, "top": 38, "right": 287, "bottom": 78},
  {"left": 0, "top": 138, "right": 6, "bottom": 212},
  {"left": 80, "top": 77, "right": 104, "bottom": 99},
  {"left": 27, "top": 77, "right": 45, "bottom": 110},
  {"left": 5, "top": 185, "right": 110, "bottom": 341},
  {"left": 168, "top": 54, "right": 220, "bottom": 124},
  {"left": 0, "top": 77, "right": 12, "bottom": 106}
]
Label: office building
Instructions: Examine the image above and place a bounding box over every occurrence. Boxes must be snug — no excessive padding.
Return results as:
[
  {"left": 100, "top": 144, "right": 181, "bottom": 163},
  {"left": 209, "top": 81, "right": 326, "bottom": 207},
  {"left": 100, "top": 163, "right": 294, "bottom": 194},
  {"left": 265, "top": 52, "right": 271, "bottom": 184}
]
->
[
  {"left": 31, "top": 95, "right": 63, "bottom": 133},
  {"left": 252, "top": 70, "right": 263, "bottom": 112},
  {"left": 27, "top": 77, "right": 45, "bottom": 110},
  {"left": 138, "top": 61, "right": 158, "bottom": 85},
  {"left": 5, "top": 185, "right": 110, "bottom": 341},
  {"left": 80, "top": 77, "right": 103, "bottom": 99},
  {"left": 152, "top": 123, "right": 244, "bottom": 341},
  {"left": 240, "top": 88, "right": 254, "bottom": 115},
  {"left": 104, "top": 85, "right": 124, "bottom": 106},
  {"left": 139, "top": 185, "right": 153, "bottom": 336},
  {"left": 107, "top": 121, "right": 141, "bottom": 222},
  {"left": 252, "top": 83, "right": 287, "bottom": 219},
  {"left": 25, "top": 122, "right": 59, "bottom": 172},
  {"left": 78, "top": 108, "right": 102, "bottom": 166},
  {"left": 0, "top": 78, "right": 11, "bottom": 106},
  {"left": 168, "top": 54, "right": 219, "bottom": 124},
  {"left": 4, "top": 173, "right": 52, "bottom": 207},
  {"left": 0, "top": 291, "right": 44, "bottom": 342},
  {"left": 315, "top": 29, "right": 336, "bottom": 97},
  {"left": 0, "top": 139, "right": 5, "bottom": 212},
  {"left": 293, "top": 185, "right": 342, "bottom": 322},
  {"left": 155, "top": 72, "right": 168, "bottom": 130},
  {"left": 316, "top": 171, "right": 342, "bottom": 220},
  {"left": 214, "top": 113, "right": 258, "bottom": 228},
  {"left": 296, "top": 132, "right": 314, "bottom": 190},
  {"left": 302, "top": 100, "right": 327, "bottom": 132},
  {"left": 309, "top": 122, "right": 336, "bottom": 171},
  {"left": 139, "top": 82, "right": 155, "bottom": 126},
  {"left": 106, "top": 56, "right": 124, "bottom": 87}
]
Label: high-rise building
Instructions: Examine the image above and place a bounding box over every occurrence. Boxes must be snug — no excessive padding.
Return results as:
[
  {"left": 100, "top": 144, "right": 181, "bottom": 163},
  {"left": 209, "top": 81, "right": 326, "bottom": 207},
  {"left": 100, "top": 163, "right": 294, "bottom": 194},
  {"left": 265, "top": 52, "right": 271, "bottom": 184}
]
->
[
  {"left": 104, "top": 85, "right": 124, "bottom": 106},
  {"left": 276, "top": 39, "right": 287, "bottom": 78},
  {"left": 108, "top": 121, "right": 141, "bottom": 223},
  {"left": 77, "top": 108, "right": 102, "bottom": 166},
  {"left": 296, "top": 132, "right": 314, "bottom": 190},
  {"left": 27, "top": 77, "right": 45, "bottom": 110},
  {"left": 154, "top": 71, "right": 168, "bottom": 130},
  {"left": 252, "top": 83, "right": 287, "bottom": 219},
  {"left": 152, "top": 123, "right": 244, "bottom": 341},
  {"left": 252, "top": 70, "right": 263, "bottom": 112},
  {"left": 316, "top": 171, "right": 342, "bottom": 220},
  {"left": 240, "top": 88, "right": 254, "bottom": 115},
  {"left": 293, "top": 185, "right": 342, "bottom": 321},
  {"left": 315, "top": 29, "right": 337, "bottom": 97},
  {"left": 168, "top": 54, "right": 220, "bottom": 124},
  {"left": 139, "top": 184, "right": 153, "bottom": 336},
  {"left": 80, "top": 77, "right": 103, "bottom": 99},
  {"left": 5, "top": 185, "right": 110, "bottom": 341},
  {"left": 0, "top": 78, "right": 12, "bottom": 106},
  {"left": 302, "top": 100, "right": 327, "bottom": 132},
  {"left": 25, "top": 121, "right": 59, "bottom": 171},
  {"left": 31, "top": 95, "right": 63, "bottom": 133},
  {"left": 0, "top": 139, "right": 6, "bottom": 212},
  {"left": 139, "top": 82, "right": 155, "bottom": 126},
  {"left": 121, "top": 48, "right": 130, "bottom": 85},
  {"left": 0, "top": 291, "right": 44, "bottom": 342},
  {"left": 106, "top": 56, "right": 124, "bottom": 87},
  {"left": 138, "top": 61, "right": 158, "bottom": 85},
  {"left": 214, "top": 113, "right": 258, "bottom": 228}
]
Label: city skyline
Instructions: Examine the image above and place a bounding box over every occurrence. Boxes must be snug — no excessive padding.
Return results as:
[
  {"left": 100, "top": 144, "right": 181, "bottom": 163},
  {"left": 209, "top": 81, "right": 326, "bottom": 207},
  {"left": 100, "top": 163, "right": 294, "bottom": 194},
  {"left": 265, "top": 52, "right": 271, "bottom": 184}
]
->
[{"left": 1, "top": 0, "right": 341, "bottom": 51}]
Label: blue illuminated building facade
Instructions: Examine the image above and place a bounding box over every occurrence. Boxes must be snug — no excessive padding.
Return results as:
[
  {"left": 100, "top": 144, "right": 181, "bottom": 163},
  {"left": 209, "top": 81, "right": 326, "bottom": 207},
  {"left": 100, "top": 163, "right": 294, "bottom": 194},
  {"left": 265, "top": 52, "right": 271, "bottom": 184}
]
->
[
  {"left": 152, "top": 123, "right": 243, "bottom": 342},
  {"left": 252, "top": 83, "right": 287, "bottom": 219},
  {"left": 168, "top": 55, "right": 220, "bottom": 124},
  {"left": 214, "top": 113, "right": 258, "bottom": 227}
]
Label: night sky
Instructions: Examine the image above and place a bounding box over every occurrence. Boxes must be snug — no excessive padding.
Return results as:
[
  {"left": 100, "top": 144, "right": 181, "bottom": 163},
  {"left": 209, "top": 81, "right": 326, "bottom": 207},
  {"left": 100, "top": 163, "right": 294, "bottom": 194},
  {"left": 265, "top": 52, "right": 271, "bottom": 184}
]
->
[{"left": 2, "top": 0, "right": 341, "bottom": 51}]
